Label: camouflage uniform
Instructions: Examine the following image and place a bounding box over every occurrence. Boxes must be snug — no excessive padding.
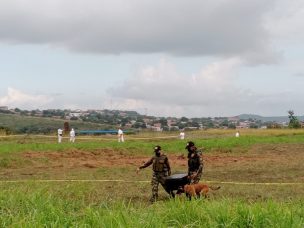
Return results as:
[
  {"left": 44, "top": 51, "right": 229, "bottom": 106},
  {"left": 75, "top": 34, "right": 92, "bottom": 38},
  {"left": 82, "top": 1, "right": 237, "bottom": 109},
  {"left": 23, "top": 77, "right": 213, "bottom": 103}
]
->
[
  {"left": 188, "top": 150, "right": 203, "bottom": 184},
  {"left": 139, "top": 153, "right": 171, "bottom": 202},
  {"left": 186, "top": 143, "right": 204, "bottom": 184}
]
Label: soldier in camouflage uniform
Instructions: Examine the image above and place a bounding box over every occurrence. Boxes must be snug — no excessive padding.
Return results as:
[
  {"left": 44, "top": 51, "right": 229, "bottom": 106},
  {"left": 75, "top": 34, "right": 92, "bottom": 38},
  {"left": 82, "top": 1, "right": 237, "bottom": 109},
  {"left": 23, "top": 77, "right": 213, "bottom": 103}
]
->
[
  {"left": 136, "top": 145, "right": 171, "bottom": 203},
  {"left": 185, "top": 141, "right": 204, "bottom": 184}
]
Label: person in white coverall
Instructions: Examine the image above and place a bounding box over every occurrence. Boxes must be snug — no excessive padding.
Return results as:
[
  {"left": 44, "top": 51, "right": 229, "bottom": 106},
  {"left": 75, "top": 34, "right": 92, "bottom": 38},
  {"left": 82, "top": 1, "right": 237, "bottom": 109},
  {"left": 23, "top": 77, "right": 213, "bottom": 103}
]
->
[
  {"left": 179, "top": 131, "right": 185, "bottom": 140},
  {"left": 58, "top": 128, "right": 63, "bottom": 143},
  {"left": 118, "top": 128, "right": 124, "bottom": 142},
  {"left": 235, "top": 131, "right": 240, "bottom": 137},
  {"left": 70, "top": 128, "right": 76, "bottom": 143}
]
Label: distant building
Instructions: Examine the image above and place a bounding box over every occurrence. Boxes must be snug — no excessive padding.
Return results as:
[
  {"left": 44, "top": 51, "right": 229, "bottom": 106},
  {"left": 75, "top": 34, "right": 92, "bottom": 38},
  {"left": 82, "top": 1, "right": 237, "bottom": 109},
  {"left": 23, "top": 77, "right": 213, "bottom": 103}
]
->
[
  {"left": 167, "top": 119, "right": 177, "bottom": 126},
  {"left": 237, "top": 121, "right": 250, "bottom": 129},
  {"left": 119, "top": 112, "right": 127, "bottom": 117},
  {"left": 69, "top": 112, "right": 82, "bottom": 117},
  {"left": 151, "top": 126, "right": 162, "bottom": 131},
  {"left": 143, "top": 118, "right": 152, "bottom": 124},
  {"left": 228, "top": 116, "right": 239, "bottom": 123},
  {"left": 153, "top": 123, "right": 162, "bottom": 128},
  {"left": 228, "top": 116, "right": 239, "bottom": 120},
  {"left": 185, "top": 127, "right": 199, "bottom": 130},
  {"left": 124, "top": 123, "right": 133, "bottom": 128},
  {"left": 0, "top": 106, "right": 8, "bottom": 110}
]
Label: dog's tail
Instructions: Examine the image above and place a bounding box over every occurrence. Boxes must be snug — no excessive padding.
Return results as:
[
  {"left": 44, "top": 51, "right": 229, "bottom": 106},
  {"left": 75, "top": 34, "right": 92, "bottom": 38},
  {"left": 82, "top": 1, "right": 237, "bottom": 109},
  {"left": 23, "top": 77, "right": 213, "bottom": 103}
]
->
[{"left": 209, "top": 186, "right": 221, "bottom": 191}]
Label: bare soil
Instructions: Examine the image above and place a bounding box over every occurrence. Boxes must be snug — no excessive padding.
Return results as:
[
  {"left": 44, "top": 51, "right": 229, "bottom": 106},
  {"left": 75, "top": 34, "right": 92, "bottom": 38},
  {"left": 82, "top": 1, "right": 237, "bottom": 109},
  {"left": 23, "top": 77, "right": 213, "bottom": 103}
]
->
[{"left": 0, "top": 143, "right": 303, "bottom": 181}]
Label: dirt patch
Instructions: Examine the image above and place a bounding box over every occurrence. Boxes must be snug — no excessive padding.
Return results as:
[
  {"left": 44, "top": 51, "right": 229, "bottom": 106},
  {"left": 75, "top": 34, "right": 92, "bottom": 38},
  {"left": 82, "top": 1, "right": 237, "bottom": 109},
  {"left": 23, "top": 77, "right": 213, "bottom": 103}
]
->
[
  {"left": 205, "top": 143, "right": 304, "bottom": 165},
  {"left": 21, "top": 150, "right": 190, "bottom": 170},
  {"left": 1, "top": 143, "right": 303, "bottom": 179},
  {"left": 23, "top": 149, "right": 147, "bottom": 169},
  {"left": 21, "top": 143, "right": 303, "bottom": 169}
]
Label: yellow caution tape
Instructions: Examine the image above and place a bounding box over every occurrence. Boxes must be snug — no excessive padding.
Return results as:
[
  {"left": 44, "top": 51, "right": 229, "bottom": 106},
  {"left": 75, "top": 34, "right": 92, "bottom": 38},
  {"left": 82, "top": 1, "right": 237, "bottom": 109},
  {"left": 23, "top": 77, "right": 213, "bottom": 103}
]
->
[{"left": 0, "top": 179, "right": 303, "bottom": 185}]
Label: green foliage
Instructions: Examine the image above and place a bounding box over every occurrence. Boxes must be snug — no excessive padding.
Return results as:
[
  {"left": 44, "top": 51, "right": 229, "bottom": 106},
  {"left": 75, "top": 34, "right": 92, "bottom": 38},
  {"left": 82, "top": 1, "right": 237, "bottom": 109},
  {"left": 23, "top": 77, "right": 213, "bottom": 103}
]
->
[
  {"left": 42, "top": 109, "right": 65, "bottom": 118},
  {"left": 159, "top": 118, "right": 168, "bottom": 128},
  {"left": 0, "top": 113, "right": 110, "bottom": 134},
  {"left": 288, "top": 110, "right": 301, "bottom": 129},
  {"left": 0, "top": 109, "right": 13, "bottom": 114},
  {"left": 266, "top": 122, "right": 282, "bottom": 129},
  {"left": 0, "top": 126, "right": 12, "bottom": 135},
  {"left": 180, "top": 116, "right": 188, "bottom": 122},
  {"left": 228, "top": 123, "right": 236, "bottom": 129}
]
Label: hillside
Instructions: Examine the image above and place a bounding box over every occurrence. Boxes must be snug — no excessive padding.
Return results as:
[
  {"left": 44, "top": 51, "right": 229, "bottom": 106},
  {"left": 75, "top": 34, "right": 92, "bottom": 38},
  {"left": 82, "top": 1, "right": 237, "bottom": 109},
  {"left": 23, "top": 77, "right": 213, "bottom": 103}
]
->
[
  {"left": 1, "top": 109, "right": 304, "bottom": 134},
  {"left": 238, "top": 114, "right": 304, "bottom": 122},
  {"left": 0, "top": 113, "right": 111, "bottom": 134}
]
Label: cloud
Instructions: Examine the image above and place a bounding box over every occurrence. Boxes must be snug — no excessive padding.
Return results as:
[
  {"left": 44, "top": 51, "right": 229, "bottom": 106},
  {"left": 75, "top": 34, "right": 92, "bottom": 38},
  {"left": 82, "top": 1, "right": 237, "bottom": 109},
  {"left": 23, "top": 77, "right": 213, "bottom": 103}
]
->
[
  {"left": 294, "top": 72, "right": 304, "bottom": 77},
  {"left": 0, "top": 0, "right": 280, "bottom": 63},
  {"left": 265, "top": 0, "right": 304, "bottom": 43},
  {"left": 106, "top": 58, "right": 248, "bottom": 116},
  {"left": 0, "top": 87, "right": 53, "bottom": 109},
  {"left": 109, "top": 58, "right": 241, "bottom": 104},
  {"left": 106, "top": 59, "right": 304, "bottom": 117}
]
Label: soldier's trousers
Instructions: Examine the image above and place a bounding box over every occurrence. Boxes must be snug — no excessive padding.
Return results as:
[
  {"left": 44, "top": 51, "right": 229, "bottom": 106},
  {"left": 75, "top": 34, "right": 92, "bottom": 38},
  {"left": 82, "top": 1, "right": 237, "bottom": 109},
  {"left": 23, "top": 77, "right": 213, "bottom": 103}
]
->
[
  {"left": 150, "top": 172, "right": 167, "bottom": 202},
  {"left": 189, "top": 170, "right": 202, "bottom": 184}
]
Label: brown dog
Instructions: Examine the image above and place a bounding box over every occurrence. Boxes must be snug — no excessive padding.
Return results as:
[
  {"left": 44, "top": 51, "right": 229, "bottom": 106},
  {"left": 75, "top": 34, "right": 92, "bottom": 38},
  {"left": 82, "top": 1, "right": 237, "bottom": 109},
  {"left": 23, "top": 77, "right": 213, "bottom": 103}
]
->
[{"left": 183, "top": 183, "right": 220, "bottom": 199}]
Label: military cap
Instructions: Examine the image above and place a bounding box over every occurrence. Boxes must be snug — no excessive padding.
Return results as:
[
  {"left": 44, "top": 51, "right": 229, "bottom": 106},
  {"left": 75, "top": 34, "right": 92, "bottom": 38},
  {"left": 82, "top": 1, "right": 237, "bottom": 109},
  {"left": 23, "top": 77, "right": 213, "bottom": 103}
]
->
[
  {"left": 154, "top": 145, "right": 161, "bottom": 152},
  {"left": 185, "top": 141, "right": 195, "bottom": 149}
]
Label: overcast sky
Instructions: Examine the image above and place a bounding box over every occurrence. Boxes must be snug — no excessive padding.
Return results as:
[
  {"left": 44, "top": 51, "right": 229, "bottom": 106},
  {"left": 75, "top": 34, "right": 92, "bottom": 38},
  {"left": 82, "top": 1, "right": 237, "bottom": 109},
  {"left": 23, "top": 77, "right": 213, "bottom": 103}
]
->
[{"left": 1, "top": 0, "right": 304, "bottom": 117}]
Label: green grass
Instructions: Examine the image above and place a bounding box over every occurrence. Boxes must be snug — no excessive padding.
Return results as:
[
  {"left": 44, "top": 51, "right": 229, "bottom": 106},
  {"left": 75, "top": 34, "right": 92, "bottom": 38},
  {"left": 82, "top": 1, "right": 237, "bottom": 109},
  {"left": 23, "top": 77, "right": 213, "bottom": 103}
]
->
[
  {"left": 0, "top": 183, "right": 303, "bottom": 227},
  {"left": 0, "top": 129, "right": 303, "bottom": 226},
  {"left": 1, "top": 132, "right": 304, "bottom": 155}
]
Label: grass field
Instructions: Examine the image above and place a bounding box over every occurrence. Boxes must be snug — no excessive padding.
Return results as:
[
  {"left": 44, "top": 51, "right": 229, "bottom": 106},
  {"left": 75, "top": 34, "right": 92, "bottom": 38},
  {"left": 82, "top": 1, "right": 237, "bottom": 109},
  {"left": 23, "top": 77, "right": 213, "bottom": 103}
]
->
[
  {"left": 0, "top": 129, "right": 303, "bottom": 227},
  {"left": 0, "top": 113, "right": 110, "bottom": 134}
]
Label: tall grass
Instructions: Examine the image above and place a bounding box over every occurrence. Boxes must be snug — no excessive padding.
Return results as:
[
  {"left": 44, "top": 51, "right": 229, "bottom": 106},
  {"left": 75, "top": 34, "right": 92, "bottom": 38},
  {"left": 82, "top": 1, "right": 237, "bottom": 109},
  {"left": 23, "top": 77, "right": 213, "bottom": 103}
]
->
[
  {"left": 0, "top": 129, "right": 303, "bottom": 227},
  {"left": 0, "top": 184, "right": 303, "bottom": 227}
]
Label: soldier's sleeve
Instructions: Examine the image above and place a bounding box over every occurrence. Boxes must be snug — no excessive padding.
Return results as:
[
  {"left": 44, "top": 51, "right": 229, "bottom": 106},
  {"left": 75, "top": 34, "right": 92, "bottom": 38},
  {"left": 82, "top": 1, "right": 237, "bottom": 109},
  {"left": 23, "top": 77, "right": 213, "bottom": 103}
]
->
[
  {"left": 165, "top": 156, "right": 171, "bottom": 175},
  {"left": 139, "top": 157, "right": 153, "bottom": 169},
  {"left": 197, "top": 155, "right": 204, "bottom": 174},
  {"left": 165, "top": 156, "right": 171, "bottom": 170}
]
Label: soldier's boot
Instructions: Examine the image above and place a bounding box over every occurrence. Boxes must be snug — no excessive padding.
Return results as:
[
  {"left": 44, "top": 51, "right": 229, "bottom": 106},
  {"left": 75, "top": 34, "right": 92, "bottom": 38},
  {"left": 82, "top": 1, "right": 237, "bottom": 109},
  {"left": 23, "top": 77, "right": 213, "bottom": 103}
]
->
[{"left": 149, "top": 193, "right": 158, "bottom": 203}]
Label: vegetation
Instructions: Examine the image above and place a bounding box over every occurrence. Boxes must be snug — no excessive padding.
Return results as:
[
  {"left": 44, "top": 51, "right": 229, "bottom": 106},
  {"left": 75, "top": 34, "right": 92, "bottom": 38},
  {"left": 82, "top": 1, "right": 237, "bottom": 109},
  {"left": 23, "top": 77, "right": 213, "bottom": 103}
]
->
[
  {"left": 0, "top": 129, "right": 303, "bottom": 226},
  {"left": 3, "top": 108, "right": 304, "bottom": 136},
  {"left": 0, "top": 113, "right": 110, "bottom": 134},
  {"left": 0, "top": 126, "right": 11, "bottom": 135},
  {"left": 0, "top": 185, "right": 303, "bottom": 227},
  {"left": 288, "top": 110, "right": 301, "bottom": 128}
]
